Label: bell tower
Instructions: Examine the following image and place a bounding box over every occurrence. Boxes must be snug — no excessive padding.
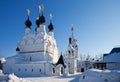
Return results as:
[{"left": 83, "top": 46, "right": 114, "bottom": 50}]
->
[{"left": 65, "top": 25, "right": 78, "bottom": 74}]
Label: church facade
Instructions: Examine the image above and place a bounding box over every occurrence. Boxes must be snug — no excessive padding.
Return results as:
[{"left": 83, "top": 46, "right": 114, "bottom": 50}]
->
[{"left": 3, "top": 4, "right": 67, "bottom": 77}]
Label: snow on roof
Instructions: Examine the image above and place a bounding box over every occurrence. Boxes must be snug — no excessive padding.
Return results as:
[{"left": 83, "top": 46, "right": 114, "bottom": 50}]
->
[
  {"left": 109, "top": 47, "right": 120, "bottom": 54},
  {"left": 21, "top": 61, "right": 49, "bottom": 64},
  {"left": 103, "top": 52, "right": 120, "bottom": 62},
  {"left": 0, "top": 58, "right": 6, "bottom": 63},
  {"left": 56, "top": 55, "right": 66, "bottom": 68},
  {"left": 0, "top": 73, "right": 31, "bottom": 82}
]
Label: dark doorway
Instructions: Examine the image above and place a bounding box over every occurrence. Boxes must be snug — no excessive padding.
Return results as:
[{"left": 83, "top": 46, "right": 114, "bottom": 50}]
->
[
  {"left": 61, "top": 67, "right": 63, "bottom": 74},
  {"left": 0, "top": 61, "right": 2, "bottom": 69},
  {"left": 52, "top": 68, "right": 55, "bottom": 73},
  {"left": 81, "top": 68, "right": 84, "bottom": 72}
]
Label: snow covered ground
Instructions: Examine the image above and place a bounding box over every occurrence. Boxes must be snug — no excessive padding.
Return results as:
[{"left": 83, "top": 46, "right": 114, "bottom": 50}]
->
[
  {"left": 0, "top": 70, "right": 30, "bottom": 82},
  {"left": 23, "top": 73, "right": 81, "bottom": 82},
  {"left": 0, "top": 69, "right": 81, "bottom": 82},
  {"left": 1, "top": 69, "right": 120, "bottom": 82},
  {"left": 79, "top": 69, "right": 120, "bottom": 82},
  {"left": 23, "top": 69, "right": 120, "bottom": 82}
]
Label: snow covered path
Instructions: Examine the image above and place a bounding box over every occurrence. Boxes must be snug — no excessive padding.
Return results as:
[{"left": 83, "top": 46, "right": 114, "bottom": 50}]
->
[{"left": 23, "top": 73, "right": 81, "bottom": 82}]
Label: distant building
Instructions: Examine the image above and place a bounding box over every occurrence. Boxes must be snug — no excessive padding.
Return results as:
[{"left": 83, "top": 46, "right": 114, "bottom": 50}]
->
[
  {"left": 94, "top": 47, "right": 120, "bottom": 70},
  {"left": 77, "top": 60, "right": 93, "bottom": 72}
]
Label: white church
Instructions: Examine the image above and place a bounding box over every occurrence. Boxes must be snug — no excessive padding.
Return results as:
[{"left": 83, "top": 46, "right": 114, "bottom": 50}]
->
[{"left": 2, "top": 4, "right": 79, "bottom": 77}]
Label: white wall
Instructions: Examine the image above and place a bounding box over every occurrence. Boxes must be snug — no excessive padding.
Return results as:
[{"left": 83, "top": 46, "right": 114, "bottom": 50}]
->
[
  {"left": 106, "top": 63, "right": 120, "bottom": 70},
  {"left": 3, "top": 61, "right": 51, "bottom": 77}
]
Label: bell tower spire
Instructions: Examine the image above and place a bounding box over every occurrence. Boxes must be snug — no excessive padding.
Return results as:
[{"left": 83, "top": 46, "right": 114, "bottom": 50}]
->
[{"left": 71, "top": 24, "right": 74, "bottom": 38}]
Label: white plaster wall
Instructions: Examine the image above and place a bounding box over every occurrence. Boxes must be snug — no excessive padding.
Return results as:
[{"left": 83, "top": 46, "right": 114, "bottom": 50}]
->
[
  {"left": 66, "top": 58, "right": 77, "bottom": 74},
  {"left": 3, "top": 61, "right": 15, "bottom": 74},
  {"left": 3, "top": 61, "right": 51, "bottom": 77},
  {"left": 19, "top": 44, "right": 44, "bottom": 52}
]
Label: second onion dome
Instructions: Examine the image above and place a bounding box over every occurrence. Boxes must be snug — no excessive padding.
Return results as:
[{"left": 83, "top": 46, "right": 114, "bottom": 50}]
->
[
  {"left": 36, "top": 15, "right": 46, "bottom": 27},
  {"left": 36, "top": 4, "right": 46, "bottom": 27}
]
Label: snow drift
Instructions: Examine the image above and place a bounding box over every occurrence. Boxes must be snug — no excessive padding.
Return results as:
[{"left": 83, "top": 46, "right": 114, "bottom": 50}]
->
[
  {"left": 0, "top": 70, "right": 31, "bottom": 82},
  {"left": 79, "top": 69, "right": 120, "bottom": 82}
]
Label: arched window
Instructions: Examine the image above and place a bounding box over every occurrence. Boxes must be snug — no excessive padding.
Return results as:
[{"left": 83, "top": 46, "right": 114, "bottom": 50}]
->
[
  {"left": 30, "top": 56, "right": 32, "bottom": 61},
  {"left": 69, "top": 38, "right": 72, "bottom": 44},
  {"left": 52, "top": 68, "right": 55, "bottom": 73},
  {"left": 39, "top": 69, "right": 41, "bottom": 72},
  {"left": 32, "top": 69, "right": 33, "bottom": 72},
  {"left": 25, "top": 69, "right": 27, "bottom": 72},
  {"left": 68, "top": 50, "right": 70, "bottom": 54},
  {"left": 61, "top": 67, "right": 63, "bottom": 74}
]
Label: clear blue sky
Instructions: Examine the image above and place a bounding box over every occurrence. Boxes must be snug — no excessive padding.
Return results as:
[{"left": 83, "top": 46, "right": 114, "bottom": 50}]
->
[{"left": 0, "top": 0, "right": 120, "bottom": 57}]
